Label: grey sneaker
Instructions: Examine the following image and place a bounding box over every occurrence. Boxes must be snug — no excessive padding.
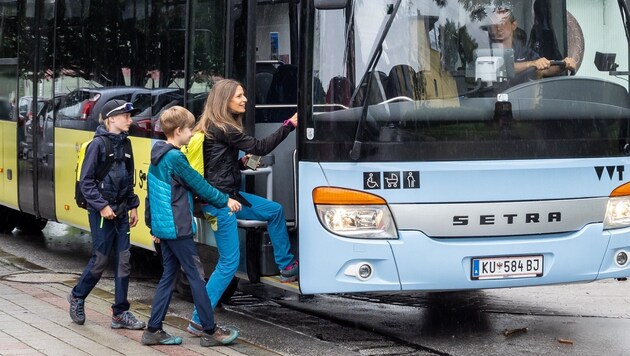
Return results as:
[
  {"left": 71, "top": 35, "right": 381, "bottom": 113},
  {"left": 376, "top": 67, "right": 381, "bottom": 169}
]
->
[
  {"left": 67, "top": 292, "right": 85, "bottom": 325},
  {"left": 280, "top": 260, "right": 298, "bottom": 283},
  {"left": 200, "top": 326, "right": 239, "bottom": 347},
  {"left": 141, "top": 329, "right": 182, "bottom": 345},
  {"left": 111, "top": 311, "right": 146, "bottom": 330}
]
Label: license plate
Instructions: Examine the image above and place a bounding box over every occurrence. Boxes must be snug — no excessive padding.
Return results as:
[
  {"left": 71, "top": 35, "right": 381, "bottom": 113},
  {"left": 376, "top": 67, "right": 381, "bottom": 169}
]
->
[{"left": 472, "top": 255, "right": 543, "bottom": 280}]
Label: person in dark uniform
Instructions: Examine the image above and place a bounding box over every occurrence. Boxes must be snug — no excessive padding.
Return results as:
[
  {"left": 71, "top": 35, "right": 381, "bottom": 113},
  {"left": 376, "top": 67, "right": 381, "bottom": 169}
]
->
[{"left": 487, "top": 7, "right": 575, "bottom": 78}]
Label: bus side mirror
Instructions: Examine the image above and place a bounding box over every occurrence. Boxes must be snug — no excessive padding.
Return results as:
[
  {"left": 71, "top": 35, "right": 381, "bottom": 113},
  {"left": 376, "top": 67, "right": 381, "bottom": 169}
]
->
[
  {"left": 314, "top": 0, "right": 347, "bottom": 10},
  {"left": 595, "top": 52, "right": 618, "bottom": 71}
]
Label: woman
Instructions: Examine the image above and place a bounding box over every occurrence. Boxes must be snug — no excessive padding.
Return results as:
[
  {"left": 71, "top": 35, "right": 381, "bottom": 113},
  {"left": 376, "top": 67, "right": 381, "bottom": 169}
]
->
[{"left": 188, "top": 79, "right": 298, "bottom": 336}]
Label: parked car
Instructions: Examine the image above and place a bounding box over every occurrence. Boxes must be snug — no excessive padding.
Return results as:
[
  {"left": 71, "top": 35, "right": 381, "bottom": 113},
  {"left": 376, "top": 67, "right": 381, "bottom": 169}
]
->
[
  {"left": 18, "top": 95, "right": 47, "bottom": 122},
  {"left": 135, "top": 88, "right": 183, "bottom": 139},
  {"left": 38, "top": 94, "right": 67, "bottom": 155},
  {"left": 55, "top": 87, "right": 150, "bottom": 132},
  {"left": 135, "top": 88, "right": 207, "bottom": 138}
]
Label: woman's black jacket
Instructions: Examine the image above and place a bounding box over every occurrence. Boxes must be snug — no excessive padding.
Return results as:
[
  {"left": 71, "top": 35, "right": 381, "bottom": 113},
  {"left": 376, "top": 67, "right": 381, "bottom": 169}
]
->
[{"left": 202, "top": 123, "right": 294, "bottom": 198}]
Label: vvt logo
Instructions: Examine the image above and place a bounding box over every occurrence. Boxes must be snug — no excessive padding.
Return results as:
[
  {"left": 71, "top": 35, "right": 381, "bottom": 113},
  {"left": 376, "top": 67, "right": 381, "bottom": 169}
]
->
[{"left": 594, "top": 166, "right": 624, "bottom": 181}]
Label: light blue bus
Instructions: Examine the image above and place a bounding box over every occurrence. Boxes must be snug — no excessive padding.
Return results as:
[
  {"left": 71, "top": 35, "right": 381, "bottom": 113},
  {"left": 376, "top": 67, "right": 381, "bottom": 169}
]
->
[
  {"left": 1, "top": 0, "right": 629, "bottom": 299},
  {"left": 290, "top": 0, "right": 630, "bottom": 294}
]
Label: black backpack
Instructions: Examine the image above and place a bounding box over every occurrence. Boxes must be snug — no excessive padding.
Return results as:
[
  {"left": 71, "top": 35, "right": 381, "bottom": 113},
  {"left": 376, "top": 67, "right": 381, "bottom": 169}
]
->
[{"left": 74, "top": 136, "right": 133, "bottom": 209}]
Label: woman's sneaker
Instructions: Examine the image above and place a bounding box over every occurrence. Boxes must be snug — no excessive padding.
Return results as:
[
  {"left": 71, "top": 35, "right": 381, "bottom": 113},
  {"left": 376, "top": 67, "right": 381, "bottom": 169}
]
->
[
  {"left": 186, "top": 321, "right": 203, "bottom": 337},
  {"left": 141, "top": 329, "right": 182, "bottom": 345},
  {"left": 280, "top": 260, "right": 298, "bottom": 282},
  {"left": 111, "top": 311, "right": 146, "bottom": 330},
  {"left": 200, "top": 326, "right": 239, "bottom": 347}
]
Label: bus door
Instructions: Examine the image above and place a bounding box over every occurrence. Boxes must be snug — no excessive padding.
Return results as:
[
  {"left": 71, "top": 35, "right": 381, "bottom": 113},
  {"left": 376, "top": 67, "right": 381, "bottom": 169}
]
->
[
  {"left": 247, "top": 0, "right": 299, "bottom": 280},
  {"left": 252, "top": 0, "right": 299, "bottom": 225},
  {"left": 16, "top": 2, "right": 36, "bottom": 216},
  {"left": 34, "top": 0, "right": 56, "bottom": 220}
]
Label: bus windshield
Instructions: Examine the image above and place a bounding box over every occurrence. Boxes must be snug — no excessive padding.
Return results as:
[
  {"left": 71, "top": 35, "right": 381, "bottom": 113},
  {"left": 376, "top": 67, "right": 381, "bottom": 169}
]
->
[{"left": 306, "top": 0, "right": 630, "bottom": 162}]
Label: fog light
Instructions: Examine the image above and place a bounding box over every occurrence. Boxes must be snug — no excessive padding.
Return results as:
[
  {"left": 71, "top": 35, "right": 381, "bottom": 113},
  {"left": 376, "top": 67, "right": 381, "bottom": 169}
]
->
[
  {"left": 615, "top": 250, "right": 628, "bottom": 267},
  {"left": 357, "top": 263, "right": 373, "bottom": 280}
]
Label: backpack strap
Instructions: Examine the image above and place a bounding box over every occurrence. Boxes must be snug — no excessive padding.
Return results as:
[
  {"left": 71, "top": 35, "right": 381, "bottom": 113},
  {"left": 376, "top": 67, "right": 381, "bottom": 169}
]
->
[
  {"left": 93, "top": 136, "right": 133, "bottom": 183},
  {"left": 93, "top": 136, "right": 114, "bottom": 182},
  {"left": 122, "top": 137, "right": 134, "bottom": 184}
]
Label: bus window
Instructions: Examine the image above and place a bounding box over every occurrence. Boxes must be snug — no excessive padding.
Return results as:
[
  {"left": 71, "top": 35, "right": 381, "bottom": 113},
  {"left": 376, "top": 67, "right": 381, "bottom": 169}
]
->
[
  {"left": 187, "top": 0, "right": 226, "bottom": 121},
  {"left": 0, "top": 1, "right": 16, "bottom": 123},
  {"left": 255, "top": 2, "right": 298, "bottom": 124}
]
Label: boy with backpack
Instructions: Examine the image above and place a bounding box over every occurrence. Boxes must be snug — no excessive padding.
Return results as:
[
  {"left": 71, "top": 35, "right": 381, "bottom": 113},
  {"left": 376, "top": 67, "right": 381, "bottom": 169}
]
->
[
  {"left": 68, "top": 99, "right": 145, "bottom": 330},
  {"left": 141, "top": 106, "right": 241, "bottom": 347}
]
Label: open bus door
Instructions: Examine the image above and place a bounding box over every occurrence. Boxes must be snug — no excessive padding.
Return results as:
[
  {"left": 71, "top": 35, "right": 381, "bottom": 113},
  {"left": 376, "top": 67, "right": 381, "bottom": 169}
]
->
[{"left": 228, "top": 0, "right": 301, "bottom": 292}]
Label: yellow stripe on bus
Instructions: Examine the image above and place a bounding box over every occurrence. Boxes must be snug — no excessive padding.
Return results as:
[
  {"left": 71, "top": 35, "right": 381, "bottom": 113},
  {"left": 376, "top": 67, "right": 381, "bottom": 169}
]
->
[{"left": 0, "top": 120, "right": 18, "bottom": 209}]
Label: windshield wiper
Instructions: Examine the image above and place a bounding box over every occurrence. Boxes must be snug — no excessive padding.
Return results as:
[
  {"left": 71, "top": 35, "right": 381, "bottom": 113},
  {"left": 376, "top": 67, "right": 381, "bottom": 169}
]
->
[{"left": 349, "top": 0, "right": 402, "bottom": 161}]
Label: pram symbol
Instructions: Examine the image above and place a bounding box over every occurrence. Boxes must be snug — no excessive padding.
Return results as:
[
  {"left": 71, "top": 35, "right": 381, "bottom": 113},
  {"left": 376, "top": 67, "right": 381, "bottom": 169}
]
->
[{"left": 384, "top": 172, "right": 400, "bottom": 189}]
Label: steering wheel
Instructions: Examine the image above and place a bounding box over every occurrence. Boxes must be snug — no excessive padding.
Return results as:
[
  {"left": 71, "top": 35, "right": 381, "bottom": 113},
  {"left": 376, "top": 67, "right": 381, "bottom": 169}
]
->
[
  {"left": 549, "top": 60, "right": 575, "bottom": 76},
  {"left": 511, "top": 59, "right": 574, "bottom": 86}
]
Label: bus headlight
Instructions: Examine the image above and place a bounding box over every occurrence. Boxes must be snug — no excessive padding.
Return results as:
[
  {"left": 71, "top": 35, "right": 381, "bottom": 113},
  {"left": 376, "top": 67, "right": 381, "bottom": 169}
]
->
[
  {"left": 313, "top": 187, "right": 398, "bottom": 239},
  {"left": 604, "top": 183, "right": 630, "bottom": 230},
  {"left": 604, "top": 196, "right": 630, "bottom": 229}
]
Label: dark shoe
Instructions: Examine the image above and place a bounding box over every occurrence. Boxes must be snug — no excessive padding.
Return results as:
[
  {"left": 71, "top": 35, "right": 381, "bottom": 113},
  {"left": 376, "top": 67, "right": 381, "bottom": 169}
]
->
[
  {"left": 186, "top": 321, "right": 203, "bottom": 337},
  {"left": 200, "top": 326, "right": 239, "bottom": 347},
  {"left": 111, "top": 311, "right": 146, "bottom": 330},
  {"left": 280, "top": 260, "right": 298, "bottom": 282},
  {"left": 67, "top": 292, "right": 85, "bottom": 325},
  {"left": 141, "top": 329, "right": 182, "bottom": 345}
]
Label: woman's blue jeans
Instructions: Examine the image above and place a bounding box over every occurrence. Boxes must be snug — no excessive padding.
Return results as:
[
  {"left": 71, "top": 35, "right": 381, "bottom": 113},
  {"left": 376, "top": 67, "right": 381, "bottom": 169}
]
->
[{"left": 192, "top": 192, "right": 294, "bottom": 324}]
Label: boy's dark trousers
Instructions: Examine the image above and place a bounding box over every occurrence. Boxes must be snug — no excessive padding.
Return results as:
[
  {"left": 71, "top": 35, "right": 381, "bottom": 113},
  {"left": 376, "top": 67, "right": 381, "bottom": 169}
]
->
[
  {"left": 147, "top": 237, "right": 215, "bottom": 332},
  {"left": 72, "top": 210, "right": 131, "bottom": 315}
]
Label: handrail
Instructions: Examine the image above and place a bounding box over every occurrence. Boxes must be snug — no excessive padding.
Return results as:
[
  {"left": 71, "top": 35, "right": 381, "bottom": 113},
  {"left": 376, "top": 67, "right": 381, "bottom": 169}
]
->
[
  {"left": 237, "top": 166, "right": 273, "bottom": 229},
  {"left": 240, "top": 166, "right": 273, "bottom": 201},
  {"left": 254, "top": 104, "right": 298, "bottom": 109}
]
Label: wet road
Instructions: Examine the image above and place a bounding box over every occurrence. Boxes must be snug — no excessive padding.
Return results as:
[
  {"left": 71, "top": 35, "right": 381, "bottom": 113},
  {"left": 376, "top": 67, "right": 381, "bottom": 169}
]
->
[{"left": 1, "top": 222, "right": 629, "bottom": 355}]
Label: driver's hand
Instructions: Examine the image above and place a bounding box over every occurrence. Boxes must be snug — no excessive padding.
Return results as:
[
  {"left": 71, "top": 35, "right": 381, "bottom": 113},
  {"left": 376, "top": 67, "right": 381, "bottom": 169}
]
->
[
  {"left": 531, "top": 57, "right": 551, "bottom": 70},
  {"left": 563, "top": 57, "right": 576, "bottom": 71}
]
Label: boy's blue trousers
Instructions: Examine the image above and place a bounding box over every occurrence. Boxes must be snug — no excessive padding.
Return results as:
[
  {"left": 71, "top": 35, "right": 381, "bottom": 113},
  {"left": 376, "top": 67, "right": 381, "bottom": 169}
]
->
[
  {"left": 191, "top": 191, "right": 294, "bottom": 324},
  {"left": 147, "top": 237, "right": 216, "bottom": 333}
]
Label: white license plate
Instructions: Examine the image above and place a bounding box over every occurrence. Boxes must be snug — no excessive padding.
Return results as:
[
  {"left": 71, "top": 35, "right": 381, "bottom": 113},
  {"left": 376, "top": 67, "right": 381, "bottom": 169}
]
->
[{"left": 472, "top": 255, "right": 543, "bottom": 280}]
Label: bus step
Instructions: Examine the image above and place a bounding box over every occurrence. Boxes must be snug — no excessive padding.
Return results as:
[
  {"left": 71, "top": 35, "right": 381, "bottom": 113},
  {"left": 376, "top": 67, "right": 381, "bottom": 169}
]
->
[{"left": 259, "top": 275, "right": 300, "bottom": 293}]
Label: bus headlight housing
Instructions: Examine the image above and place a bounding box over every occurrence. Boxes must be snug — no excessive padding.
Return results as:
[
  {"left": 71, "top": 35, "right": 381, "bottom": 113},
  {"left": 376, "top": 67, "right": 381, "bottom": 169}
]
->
[
  {"left": 604, "top": 183, "right": 630, "bottom": 230},
  {"left": 604, "top": 196, "right": 630, "bottom": 229},
  {"left": 313, "top": 187, "right": 398, "bottom": 239}
]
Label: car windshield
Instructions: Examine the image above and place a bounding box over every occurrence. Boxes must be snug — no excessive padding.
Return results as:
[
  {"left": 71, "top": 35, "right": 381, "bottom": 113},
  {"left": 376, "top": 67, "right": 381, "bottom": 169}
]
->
[{"left": 307, "top": 0, "right": 630, "bottom": 161}]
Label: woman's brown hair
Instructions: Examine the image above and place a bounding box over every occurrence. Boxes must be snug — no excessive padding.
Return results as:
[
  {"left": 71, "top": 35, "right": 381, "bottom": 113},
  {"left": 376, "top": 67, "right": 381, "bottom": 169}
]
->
[{"left": 194, "top": 79, "right": 245, "bottom": 138}]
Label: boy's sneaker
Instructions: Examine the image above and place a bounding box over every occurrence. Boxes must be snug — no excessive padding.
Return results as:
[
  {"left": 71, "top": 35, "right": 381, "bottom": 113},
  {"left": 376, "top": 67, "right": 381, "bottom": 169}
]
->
[
  {"left": 141, "top": 329, "right": 182, "bottom": 345},
  {"left": 280, "top": 260, "right": 298, "bottom": 282},
  {"left": 111, "top": 311, "right": 146, "bottom": 330},
  {"left": 186, "top": 321, "right": 203, "bottom": 337},
  {"left": 67, "top": 292, "right": 85, "bottom": 325},
  {"left": 200, "top": 326, "right": 239, "bottom": 347}
]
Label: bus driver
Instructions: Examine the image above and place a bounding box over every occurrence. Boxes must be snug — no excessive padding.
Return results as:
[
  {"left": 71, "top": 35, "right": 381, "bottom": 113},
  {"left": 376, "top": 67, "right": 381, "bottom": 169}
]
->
[{"left": 487, "top": 7, "right": 576, "bottom": 78}]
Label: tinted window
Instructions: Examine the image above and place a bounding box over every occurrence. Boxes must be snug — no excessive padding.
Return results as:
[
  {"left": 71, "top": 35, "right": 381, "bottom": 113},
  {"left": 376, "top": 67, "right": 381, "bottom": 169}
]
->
[
  {"left": 0, "top": 0, "right": 18, "bottom": 125},
  {"left": 305, "top": 1, "right": 630, "bottom": 162}
]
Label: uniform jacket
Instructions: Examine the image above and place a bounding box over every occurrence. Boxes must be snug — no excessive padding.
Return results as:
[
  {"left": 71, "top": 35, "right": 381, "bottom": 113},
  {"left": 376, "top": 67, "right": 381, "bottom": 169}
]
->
[
  {"left": 202, "top": 122, "right": 294, "bottom": 196},
  {"left": 79, "top": 125, "right": 139, "bottom": 214},
  {"left": 146, "top": 141, "right": 228, "bottom": 240}
]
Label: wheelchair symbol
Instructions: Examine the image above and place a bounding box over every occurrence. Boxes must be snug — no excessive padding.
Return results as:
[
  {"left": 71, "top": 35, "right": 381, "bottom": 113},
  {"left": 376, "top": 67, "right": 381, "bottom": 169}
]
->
[{"left": 366, "top": 173, "right": 379, "bottom": 189}]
